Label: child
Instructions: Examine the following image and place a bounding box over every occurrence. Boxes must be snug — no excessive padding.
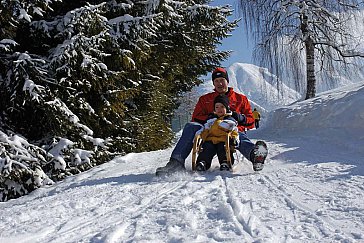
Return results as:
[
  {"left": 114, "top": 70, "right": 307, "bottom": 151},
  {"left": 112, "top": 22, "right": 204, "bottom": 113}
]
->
[{"left": 195, "top": 95, "right": 239, "bottom": 171}]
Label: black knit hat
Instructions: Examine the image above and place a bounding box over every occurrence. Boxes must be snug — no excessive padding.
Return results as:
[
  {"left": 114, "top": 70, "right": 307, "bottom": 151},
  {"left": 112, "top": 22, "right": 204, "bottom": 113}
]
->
[
  {"left": 214, "top": 95, "right": 230, "bottom": 112},
  {"left": 212, "top": 67, "right": 229, "bottom": 83}
]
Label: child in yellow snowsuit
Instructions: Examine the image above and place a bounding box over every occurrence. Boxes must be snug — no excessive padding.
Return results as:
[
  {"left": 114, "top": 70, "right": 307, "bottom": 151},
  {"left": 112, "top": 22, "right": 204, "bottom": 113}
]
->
[{"left": 195, "top": 95, "right": 239, "bottom": 171}]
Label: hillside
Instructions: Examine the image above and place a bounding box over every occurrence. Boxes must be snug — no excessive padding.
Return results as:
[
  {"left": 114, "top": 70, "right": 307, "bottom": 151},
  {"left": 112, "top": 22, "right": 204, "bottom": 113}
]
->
[{"left": 1, "top": 80, "right": 363, "bottom": 243}]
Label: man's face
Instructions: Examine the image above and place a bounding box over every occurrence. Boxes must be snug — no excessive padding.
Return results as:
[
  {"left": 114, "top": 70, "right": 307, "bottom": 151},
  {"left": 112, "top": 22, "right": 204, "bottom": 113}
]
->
[{"left": 213, "top": 77, "right": 228, "bottom": 94}]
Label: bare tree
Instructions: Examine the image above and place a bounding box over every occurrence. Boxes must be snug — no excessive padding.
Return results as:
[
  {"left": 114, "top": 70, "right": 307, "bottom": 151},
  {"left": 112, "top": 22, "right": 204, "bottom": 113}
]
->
[
  {"left": 173, "top": 86, "right": 202, "bottom": 130},
  {"left": 239, "top": 0, "right": 364, "bottom": 99}
]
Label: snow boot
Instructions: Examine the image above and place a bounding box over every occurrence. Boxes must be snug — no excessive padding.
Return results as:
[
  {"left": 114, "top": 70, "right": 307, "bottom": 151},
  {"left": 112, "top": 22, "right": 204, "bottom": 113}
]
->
[
  {"left": 250, "top": 141, "right": 268, "bottom": 171},
  {"left": 196, "top": 161, "right": 207, "bottom": 172},
  {"left": 219, "top": 162, "right": 230, "bottom": 171},
  {"left": 156, "top": 158, "right": 185, "bottom": 176}
]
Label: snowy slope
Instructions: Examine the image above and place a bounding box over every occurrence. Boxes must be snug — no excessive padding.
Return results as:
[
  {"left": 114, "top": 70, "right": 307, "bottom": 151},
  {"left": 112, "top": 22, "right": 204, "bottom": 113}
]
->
[
  {"left": 1, "top": 82, "right": 364, "bottom": 242},
  {"left": 228, "top": 63, "right": 301, "bottom": 111}
]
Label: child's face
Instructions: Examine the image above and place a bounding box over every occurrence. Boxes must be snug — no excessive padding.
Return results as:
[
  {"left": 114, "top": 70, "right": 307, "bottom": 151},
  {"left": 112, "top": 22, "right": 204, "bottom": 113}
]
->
[{"left": 214, "top": 103, "right": 227, "bottom": 117}]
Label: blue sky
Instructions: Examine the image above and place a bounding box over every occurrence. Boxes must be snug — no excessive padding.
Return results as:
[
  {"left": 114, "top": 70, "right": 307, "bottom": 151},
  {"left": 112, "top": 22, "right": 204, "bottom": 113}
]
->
[{"left": 211, "top": 0, "right": 254, "bottom": 67}]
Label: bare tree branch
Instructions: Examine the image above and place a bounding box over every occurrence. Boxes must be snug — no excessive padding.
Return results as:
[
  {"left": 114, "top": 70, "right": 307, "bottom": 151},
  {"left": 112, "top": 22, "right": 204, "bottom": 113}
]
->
[{"left": 239, "top": 0, "right": 364, "bottom": 99}]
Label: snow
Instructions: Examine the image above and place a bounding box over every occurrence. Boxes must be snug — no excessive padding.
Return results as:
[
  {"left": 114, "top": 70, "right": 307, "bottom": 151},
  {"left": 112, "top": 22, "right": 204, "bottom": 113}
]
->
[
  {"left": 1, "top": 72, "right": 364, "bottom": 242},
  {"left": 18, "top": 8, "right": 32, "bottom": 22},
  {"left": 0, "top": 39, "right": 18, "bottom": 51},
  {"left": 23, "top": 79, "right": 45, "bottom": 102}
]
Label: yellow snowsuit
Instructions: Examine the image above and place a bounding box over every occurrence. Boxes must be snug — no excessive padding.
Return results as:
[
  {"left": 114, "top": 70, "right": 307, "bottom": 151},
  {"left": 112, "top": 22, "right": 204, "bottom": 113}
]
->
[{"left": 200, "top": 114, "right": 239, "bottom": 144}]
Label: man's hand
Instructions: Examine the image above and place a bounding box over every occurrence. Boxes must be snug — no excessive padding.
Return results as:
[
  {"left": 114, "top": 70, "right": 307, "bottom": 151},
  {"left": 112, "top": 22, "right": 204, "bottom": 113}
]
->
[{"left": 232, "top": 111, "right": 246, "bottom": 125}]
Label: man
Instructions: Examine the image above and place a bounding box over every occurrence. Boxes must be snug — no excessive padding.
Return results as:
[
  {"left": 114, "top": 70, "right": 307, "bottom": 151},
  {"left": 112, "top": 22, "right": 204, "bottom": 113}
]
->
[
  {"left": 156, "top": 67, "right": 268, "bottom": 176},
  {"left": 194, "top": 95, "right": 239, "bottom": 172},
  {"left": 252, "top": 108, "right": 261, "bottom": 129}
]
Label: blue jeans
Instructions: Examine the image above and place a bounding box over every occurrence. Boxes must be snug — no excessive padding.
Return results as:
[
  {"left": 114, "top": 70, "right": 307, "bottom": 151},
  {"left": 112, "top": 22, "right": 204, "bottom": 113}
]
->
[
  {"left": 171, "top": 122, "right": 255, "bottom": 166},
  {"left": 237, "top": 131, "right": 255, "bottom": 160},
  {"left": 170, "top": 122, "right": 203, "bottom": 164}
]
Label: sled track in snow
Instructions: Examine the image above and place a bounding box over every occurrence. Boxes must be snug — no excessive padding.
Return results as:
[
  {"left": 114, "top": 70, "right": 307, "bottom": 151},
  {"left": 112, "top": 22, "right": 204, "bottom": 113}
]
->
[
  {"left": 44, "top": 175, "right": 194, "bottom": 243},
  {"left": 218, "top": 175, "right": 256, "bottom": 240},
  {"left": 259, "top": 174, "right": 353, "bottom": 241},
  {"left": 114, "top": 177, "right": 194, "bottom": 243}
]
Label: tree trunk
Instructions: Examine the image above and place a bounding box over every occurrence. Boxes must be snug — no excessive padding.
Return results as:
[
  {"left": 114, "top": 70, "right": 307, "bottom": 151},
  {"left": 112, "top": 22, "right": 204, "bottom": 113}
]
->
[
  {"left": 301, "top": 12, "right": 316, "bottom": 99},
  {"left": 305, "top": 36, "right": 316, "bottom": 99}
]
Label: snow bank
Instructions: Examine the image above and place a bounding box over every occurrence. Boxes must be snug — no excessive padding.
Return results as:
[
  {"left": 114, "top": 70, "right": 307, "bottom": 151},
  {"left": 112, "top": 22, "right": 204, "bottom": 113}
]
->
[{"left": 266, "top": 81, "right": 364, "bottom": 152}]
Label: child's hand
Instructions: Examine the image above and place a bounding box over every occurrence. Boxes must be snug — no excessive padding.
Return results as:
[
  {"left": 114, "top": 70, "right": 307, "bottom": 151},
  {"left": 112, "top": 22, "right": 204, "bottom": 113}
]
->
[
  {"left": 204, "top": 118, "right": 216, "bottom": 129},
  {"left": 219, "top": 120, "right": 237, "bottom": 131}
]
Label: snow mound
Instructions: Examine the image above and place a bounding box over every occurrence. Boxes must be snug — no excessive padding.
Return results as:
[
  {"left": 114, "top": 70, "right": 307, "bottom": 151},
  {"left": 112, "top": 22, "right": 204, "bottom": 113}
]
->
[{"left": 265, "top": 81, "right": 364, "bottom": 153}]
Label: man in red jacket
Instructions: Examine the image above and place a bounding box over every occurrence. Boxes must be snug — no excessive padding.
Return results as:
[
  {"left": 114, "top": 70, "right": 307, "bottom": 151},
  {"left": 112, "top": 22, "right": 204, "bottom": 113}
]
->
[{"left": 156, "top": 67, "right": 268, "bottom": 176}]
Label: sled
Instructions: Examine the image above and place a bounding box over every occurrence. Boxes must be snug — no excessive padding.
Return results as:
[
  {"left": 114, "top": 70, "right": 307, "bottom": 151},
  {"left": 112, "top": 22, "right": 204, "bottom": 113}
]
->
[
  {"left": 191, "top": 134, "right": 204, "bottom": 171},
  {"left": 191, "top": 131, "right": 236, "bottom": 171}
]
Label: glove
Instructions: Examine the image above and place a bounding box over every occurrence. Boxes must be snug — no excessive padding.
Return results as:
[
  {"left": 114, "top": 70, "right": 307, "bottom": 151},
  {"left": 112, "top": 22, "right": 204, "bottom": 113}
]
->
[
  {"left": 204, "top": 118, "right": 216, "bottom": 130},
  {"left": 207, "top": 112, "right": 218, "bottom": 120},
  {"left": 230, "top": 138, "right": 239, "bottom": 147},
  {"left": 232, "top": 111, "right": 246, "bottom": 125}
]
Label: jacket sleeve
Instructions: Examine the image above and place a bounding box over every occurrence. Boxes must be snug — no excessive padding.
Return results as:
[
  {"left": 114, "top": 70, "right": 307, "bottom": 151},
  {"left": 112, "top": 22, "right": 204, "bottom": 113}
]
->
[
  {"left": 191, "top": 96, "right": 209, "bottom": 124},
  {"left": 240, "top": 96, "right": 255, "bottom": 129}
]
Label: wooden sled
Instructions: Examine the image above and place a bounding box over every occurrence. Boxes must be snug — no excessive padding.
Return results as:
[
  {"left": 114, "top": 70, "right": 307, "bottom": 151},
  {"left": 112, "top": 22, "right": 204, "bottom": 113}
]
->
[{"left": 191, "top": 131, "right": 236, "bottom": 171}]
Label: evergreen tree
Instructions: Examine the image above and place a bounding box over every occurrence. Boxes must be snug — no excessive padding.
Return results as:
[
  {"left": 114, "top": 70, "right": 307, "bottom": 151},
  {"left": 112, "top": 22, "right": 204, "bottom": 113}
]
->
[{"left": 0, "top": 0, "right": 236, "bottom": 201}]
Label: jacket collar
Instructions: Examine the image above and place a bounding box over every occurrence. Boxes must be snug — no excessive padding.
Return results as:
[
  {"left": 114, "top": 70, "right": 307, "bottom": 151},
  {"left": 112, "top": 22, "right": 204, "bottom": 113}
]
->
[{"left": 213, "top": 87, "right": 233, "bottom": 95}]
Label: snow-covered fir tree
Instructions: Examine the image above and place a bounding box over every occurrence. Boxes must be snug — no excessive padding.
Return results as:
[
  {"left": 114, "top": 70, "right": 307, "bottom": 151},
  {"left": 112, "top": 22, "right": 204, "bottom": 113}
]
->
[{"left": 0, "top": 0, "right": 237, "bottom": 201}]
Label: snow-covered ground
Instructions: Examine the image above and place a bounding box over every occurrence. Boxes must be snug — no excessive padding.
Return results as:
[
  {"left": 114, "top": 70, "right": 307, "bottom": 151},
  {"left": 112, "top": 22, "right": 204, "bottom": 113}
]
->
[{"left": 1, "top": 82, "right": 364, "bottom": 243}]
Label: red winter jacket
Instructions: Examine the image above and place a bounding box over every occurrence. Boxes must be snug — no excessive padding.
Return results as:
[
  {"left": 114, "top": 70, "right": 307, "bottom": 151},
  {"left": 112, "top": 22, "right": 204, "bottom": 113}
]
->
[{"left": 191, "top": 88, "right": 255, "bottom": 131}]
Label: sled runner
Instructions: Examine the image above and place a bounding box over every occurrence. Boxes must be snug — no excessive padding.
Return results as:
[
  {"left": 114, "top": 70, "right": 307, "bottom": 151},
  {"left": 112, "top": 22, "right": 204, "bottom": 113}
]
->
[
  {"left": 191, "top": 131, "right": 237, "bottom": 171},
  {"left": 191, "top": 134, "right": 203, "bottom": 171}
]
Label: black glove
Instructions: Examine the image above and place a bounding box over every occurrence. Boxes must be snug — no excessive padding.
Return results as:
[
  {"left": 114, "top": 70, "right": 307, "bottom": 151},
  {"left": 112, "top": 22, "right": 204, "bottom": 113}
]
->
[
  {"left": 232, "top": 111, "right": 246, "bottom": 125},
  {"left": 207, "top": 112, "right": 218, "bottom": 120},
  {"left": 230, "top": 138, "right": 238, "bottom": 147}
]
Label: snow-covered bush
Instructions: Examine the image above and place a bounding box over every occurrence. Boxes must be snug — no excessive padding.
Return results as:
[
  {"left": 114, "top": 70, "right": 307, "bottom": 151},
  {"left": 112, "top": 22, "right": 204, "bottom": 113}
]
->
[
  {"left": 0, "top": 124, "right": 112, "bottom": 201},
  {"left": 0, "top": 129, "right": 53, "bottom": 201}
]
